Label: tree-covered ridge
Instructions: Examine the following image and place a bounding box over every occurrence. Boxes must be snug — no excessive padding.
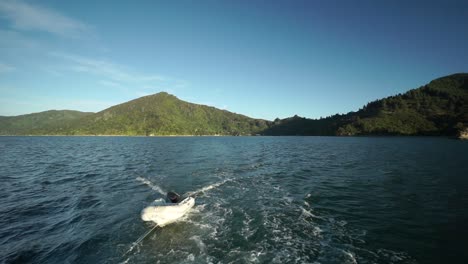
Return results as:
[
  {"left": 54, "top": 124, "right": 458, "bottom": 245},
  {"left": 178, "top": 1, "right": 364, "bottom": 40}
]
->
[
  {"left": 336, "top": 73, "right": 468, "bottom": 135},
  {"left": 0, "top": 92, "right": 270, "bottom": 136},
  {"left": 0, "top": 73, "right": 466, "bottom": 136},
  {"left": 67, "top": 92, "right": 269, "bottom": 136},
  {"left": 0, "top": 110, "right": 93, "bottom": 135},
  {"left": 262, "top": 73, "right": 467, "bottom": 136}
]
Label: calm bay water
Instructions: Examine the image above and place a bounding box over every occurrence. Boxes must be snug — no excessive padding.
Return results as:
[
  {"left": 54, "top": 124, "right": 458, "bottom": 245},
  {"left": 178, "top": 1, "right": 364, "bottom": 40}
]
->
[{"left": 0, "top": 136, "right": 467, "bottom": 264}]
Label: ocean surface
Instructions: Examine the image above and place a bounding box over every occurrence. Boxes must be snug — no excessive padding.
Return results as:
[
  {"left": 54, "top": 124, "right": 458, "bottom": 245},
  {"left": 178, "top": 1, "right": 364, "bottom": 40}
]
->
[{"left": 0, "top": 136, "right": 467, "bottom": 264}]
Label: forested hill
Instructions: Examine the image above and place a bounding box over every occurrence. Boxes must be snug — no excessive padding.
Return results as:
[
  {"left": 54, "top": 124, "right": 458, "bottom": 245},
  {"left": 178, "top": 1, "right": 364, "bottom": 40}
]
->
[
  {"left": 0, "top": 92, "right": 270, "bottom": 136},
  {"left": 262, "top": 73, "right": 468, "bottom": 136},
  {"left": 0, "top": 73, "right": 466, "bottom": 136},
  {"left": 65, "top": 92, "right": 269, "bottom": 135},
  {"left": 0, "top": 110, "right": 93, "bottom": 135}
]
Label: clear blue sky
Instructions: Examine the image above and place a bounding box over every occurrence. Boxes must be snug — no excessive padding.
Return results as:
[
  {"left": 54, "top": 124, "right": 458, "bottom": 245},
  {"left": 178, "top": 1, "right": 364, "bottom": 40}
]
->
[{"left": 1, "top": 0, "right": 467, "bottom": 120}]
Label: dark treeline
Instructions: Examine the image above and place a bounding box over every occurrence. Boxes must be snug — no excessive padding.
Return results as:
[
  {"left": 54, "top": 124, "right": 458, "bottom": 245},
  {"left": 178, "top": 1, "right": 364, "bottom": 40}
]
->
[{"left": 263, "top": 73, "right": 468, "bottom": 136}]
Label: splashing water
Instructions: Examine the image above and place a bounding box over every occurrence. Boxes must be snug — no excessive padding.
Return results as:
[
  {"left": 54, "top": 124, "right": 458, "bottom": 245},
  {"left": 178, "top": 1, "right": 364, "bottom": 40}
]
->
[
  {"left": 123, "top": 177, "right": 231, "bottom": 261},
  {"left": 136, "top": 176, "right": 166, "bottom": 195},
  {"left": 2, "top": 137, "right": 466, "bottom": 264},
  {"left": 185, "top": 178, "right": 233, "bottom": 198},
  {"left": 188, "top": 179, "right": 232, "bottom": 196}
]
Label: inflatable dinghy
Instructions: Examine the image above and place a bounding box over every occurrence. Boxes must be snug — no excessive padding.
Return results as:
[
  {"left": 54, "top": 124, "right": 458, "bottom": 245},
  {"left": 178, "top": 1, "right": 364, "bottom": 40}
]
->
[{"left": 141, "top": 193, "right": 195, "bottom": 227}]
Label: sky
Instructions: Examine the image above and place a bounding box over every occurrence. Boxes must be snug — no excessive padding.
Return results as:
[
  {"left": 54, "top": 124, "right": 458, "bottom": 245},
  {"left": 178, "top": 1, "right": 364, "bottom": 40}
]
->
[{"left": 0, "top": 0, "right": 467, "bottom": 120}]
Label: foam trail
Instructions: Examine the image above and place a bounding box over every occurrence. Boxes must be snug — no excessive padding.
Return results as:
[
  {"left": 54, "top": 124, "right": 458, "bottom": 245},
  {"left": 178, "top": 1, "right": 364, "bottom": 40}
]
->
[
  {"left": 185, "top": 178, "right": 232, "bottom": 197},
  {"left": 136, "top": 177, "right": 166, "bottom": 195},
  {"left": 301, "top": 207, "right": 322, "bottom": 219},
  {"left": 123, "top": 224, "right": 159, "bottom": 257}
]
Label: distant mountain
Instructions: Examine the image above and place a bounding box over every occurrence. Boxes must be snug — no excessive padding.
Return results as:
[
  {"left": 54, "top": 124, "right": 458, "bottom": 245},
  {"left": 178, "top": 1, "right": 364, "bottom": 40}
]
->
[
  {"left": 1, "top": 74, "right": 466, "bottom": 136},
  {"left": 66, "top": 92, "right": 270, "bottom": 136},
  {"left": 0, "top": 110, "right": 93, "bottom": 135},
  {"left": 263, "top": 73, "right": 468, "bottom": 136},
  {"left": 0, "top": 92, "right": 269, "bottom": 136}
]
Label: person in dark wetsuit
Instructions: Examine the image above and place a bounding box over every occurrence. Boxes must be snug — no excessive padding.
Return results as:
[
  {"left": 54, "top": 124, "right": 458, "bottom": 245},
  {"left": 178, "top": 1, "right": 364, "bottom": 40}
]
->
[{"left": 167, "top": 191, "right": 181, "bottom": 203}]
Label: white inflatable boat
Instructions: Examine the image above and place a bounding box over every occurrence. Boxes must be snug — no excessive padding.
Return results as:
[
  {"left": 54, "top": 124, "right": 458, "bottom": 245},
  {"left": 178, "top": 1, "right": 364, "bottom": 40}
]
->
[{"left": 141, "top": 196, "right": 195, "bottom": 227}]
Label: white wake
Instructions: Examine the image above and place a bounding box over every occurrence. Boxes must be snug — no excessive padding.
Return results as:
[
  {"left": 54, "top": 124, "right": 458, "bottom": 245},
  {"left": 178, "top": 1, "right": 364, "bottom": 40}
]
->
[
  {"left": 136, "top": 176, "right": 166, "bottom": 195},
  {"left": 185, "top": 178, "right": 232, "bottom": 197}
]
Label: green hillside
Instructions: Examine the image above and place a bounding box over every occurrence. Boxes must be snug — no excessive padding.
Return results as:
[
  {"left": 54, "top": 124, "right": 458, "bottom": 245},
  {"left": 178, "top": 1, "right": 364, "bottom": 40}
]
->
[
  {"left": 0, "top": 110, "right": 93, "bottom": 135},
  {"left": 337, "top": 73, "right": 468, "bottom": 136},
  {"left": 53, "top": 92, "right": 269, "bottom": 136},
  {"left": 263, "top": 73, "right": 468, "bottom": 136},
  {"left": 1, "top": 74, "right": 466, "bottom": 136}
]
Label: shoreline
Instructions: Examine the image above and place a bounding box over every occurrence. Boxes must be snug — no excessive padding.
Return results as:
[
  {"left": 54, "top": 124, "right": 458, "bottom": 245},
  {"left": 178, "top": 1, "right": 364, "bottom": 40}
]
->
[
  {"left": 0, "top": 134, "right": 456, "bottom": 138},
  {"left": 0, "top": 134, "right": 246, "bottom": 137}
]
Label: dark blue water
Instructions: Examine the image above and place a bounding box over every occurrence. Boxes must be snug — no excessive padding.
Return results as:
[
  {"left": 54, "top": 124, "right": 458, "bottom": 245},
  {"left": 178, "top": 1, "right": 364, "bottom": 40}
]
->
[{"left": 0, "top": 136, "right": 467, "bottom": 264}]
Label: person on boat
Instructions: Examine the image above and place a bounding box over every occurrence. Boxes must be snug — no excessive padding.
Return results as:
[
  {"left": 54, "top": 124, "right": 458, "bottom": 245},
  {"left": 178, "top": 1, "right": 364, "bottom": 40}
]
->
[{"left": 167, "top": 191, "right": 181, "bottom": 203}]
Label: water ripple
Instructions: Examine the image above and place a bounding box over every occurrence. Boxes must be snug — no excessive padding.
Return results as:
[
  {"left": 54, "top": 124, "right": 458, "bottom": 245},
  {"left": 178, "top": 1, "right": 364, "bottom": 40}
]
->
[{"left": 0, "top": 136, "right": 466, "bottom": 264}]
